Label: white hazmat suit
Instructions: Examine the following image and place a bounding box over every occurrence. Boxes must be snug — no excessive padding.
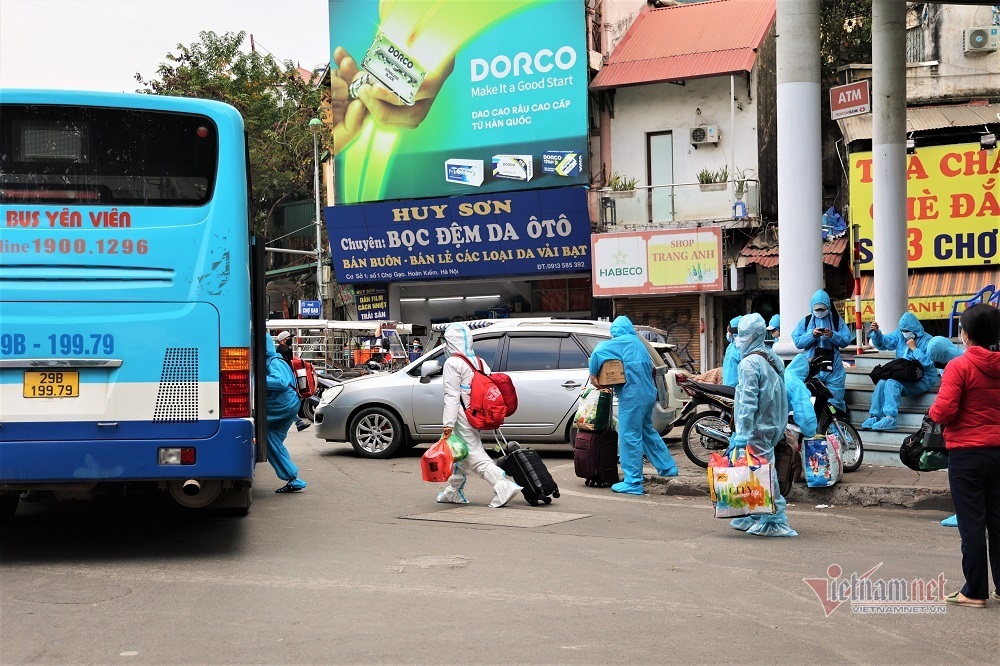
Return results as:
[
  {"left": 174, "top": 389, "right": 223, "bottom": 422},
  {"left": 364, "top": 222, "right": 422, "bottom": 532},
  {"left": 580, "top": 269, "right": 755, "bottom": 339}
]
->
[{"left": 437, "top": 323, "right": 522, "bottom": 508}]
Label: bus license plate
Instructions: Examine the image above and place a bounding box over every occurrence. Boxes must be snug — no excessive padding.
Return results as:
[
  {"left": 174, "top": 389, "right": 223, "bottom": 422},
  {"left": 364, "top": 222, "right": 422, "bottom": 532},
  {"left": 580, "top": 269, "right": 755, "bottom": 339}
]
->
[{"left": 23, "top": 371, "right": 80, "bottom": 398}]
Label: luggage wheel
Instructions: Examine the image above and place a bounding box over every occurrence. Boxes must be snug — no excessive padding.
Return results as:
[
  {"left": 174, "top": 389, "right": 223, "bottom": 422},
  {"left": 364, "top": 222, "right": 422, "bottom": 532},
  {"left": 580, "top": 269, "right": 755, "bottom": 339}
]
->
[
  {"left": 542, "top": 496, "right": 552, "bottom": 504},
  {"left": 553, "top": 490, "right": 560, "bottom": 498},
  {"left": 528, "top": 498, "right": 539, "bottom": 506}
]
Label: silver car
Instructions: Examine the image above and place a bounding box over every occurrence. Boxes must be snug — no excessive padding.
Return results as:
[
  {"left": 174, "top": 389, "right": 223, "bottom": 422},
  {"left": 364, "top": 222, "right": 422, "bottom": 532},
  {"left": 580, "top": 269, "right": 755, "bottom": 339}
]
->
[{"left": 313, "top": 319, "right": 685, "bottom": 458}]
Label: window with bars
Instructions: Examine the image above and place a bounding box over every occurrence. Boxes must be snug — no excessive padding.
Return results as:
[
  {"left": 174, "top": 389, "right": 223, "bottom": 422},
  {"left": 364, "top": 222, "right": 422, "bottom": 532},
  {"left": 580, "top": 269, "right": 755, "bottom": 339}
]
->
[{"left": 906, "top": 26, "right": 925, "bottom": 63}]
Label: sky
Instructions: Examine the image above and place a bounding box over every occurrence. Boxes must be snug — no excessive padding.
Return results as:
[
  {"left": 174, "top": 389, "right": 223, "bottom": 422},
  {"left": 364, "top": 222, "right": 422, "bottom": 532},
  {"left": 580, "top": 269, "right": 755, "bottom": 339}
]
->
[{"left": 0, "top": 0, "right": 330, "bottom": 92}]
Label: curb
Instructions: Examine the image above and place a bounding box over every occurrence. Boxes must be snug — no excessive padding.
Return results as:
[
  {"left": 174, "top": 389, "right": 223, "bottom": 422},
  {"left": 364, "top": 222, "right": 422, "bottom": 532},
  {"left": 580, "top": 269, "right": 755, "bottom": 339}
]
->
[{"left": 644, "top": 473, "right": 954, "bottom": 512}]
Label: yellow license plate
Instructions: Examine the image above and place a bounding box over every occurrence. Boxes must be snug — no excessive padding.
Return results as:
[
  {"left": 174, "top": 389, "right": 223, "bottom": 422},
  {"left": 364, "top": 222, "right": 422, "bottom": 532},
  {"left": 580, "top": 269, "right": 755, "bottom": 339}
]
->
[{"left": 23, "top": 370, "right": 80, "bottom": 398}]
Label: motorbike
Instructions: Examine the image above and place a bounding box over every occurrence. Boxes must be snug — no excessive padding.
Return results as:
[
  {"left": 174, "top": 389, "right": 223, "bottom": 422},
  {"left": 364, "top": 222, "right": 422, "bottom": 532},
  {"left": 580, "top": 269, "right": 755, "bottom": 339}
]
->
[
  {"left": 672, "top": 355, "right": 864, "bottom": 472},
  {"left": 802, "top": 356, "right": 864, "bottom": 472},
  {"left": 300, "top": 371, "right": 341, "bottom": 422},
  {"left": 670, "top": 377, "right": 736, "bottom": 468}
]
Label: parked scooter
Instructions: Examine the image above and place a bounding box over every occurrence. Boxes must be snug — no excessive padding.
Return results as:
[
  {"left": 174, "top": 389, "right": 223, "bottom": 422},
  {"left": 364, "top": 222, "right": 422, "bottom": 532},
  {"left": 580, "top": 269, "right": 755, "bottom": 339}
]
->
[
  {"left": 802, "top": 356, "right": 864, "bottom": 472},
  {"left": 671, "top": 377, "right": 736, "bottom": 467},
  {"left": 300, "top": 372, "right": 341, "bottom": 422},
  {"left": 673, "top": 357, "right": 864, "bottom": 472}
]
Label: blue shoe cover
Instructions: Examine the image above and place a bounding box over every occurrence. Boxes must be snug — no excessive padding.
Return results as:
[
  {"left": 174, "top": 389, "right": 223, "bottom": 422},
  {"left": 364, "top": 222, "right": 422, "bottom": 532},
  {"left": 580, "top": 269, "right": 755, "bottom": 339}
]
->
[
  {"left": 746, "top": 521, "right": 798, "bottom": 537},
  {"left": 861, "top": 416, "right": 878, "bottom": 430},
  {"left": 276, "top": 478, "right": 307, "bottom": 493},
  {"left": 871, "top": 416, "right": 898, "bottom": 432},
  {"left": 730, "top": 516, "right": 757, "bottom": 531},
  {"left": 611, "top": 481, "right": 645, "bottom": 495},
  {"left": 941, "top": 514, "right": 958, "bottom": 527},
  {"left": 658, "top": 467, "right": 679, "bottom": 478}
]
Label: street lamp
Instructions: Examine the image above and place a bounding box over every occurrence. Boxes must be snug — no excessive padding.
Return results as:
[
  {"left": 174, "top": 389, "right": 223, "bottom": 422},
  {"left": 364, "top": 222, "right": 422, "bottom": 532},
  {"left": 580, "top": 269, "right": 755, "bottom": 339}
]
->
[{"left": 309, "top": 117, "right": 324, "bottom": 318}]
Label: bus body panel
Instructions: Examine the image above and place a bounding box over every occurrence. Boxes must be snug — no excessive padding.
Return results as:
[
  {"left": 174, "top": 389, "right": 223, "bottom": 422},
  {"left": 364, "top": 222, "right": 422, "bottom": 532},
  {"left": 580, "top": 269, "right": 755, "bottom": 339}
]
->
[
  {"left": 0, "top": 90, "right": 256, "bottom": 495},
  {"left": 0, "top": 419, "right": 255, "bottom": 483}
]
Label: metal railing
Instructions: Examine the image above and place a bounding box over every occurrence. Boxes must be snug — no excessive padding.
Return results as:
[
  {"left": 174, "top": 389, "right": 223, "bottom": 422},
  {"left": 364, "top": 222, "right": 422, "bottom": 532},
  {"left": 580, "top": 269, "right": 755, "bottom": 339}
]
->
[{"left": 597, "top": 179, "right": 760, "bottom": 230}]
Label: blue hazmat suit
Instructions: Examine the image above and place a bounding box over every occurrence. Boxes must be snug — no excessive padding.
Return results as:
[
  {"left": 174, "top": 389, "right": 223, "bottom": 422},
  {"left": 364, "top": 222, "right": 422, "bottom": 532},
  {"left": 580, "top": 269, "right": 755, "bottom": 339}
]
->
[
  {"left": 727, "top": 313, "right": 797, "bottom": 537},
  {"left": 588, "top": 316, "right": 677, "bottom": 495},
  {"left": 768, "top": 314, "right": 781, "bottom": 332},
  {"left": 265, "top": 335, "right": 307, "bottom": 491},
  {"left": 785, "top": 354, "right": 818, "bottom": 438},
  {"left": 722, "top": 315, "right": 743, "bottom": 387},
  {"left": 791, "top": 290, "right": 853, "bottom": 412},
  {"left": 865, "top": 312, "right": 938, "bottom": 430},
  {"left": 927, "top": 336, "right": 964, "bottom": 366}
]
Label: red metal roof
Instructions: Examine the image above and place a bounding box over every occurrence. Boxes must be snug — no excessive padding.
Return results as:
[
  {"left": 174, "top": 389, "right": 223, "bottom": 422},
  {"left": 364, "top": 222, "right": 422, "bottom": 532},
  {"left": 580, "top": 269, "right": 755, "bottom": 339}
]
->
[
  {"left": 739, "top": 236, "right": 848, "bottom": 269},
  {"left": 591, "top": 0, "right": 776, "bottom": 91}
]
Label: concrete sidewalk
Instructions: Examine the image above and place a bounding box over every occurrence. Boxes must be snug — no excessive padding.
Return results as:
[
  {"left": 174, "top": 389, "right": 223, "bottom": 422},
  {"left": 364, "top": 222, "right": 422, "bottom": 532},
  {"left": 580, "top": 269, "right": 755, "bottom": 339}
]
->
[{"left": 644, "top": 449, "right": 953, "bottom": 511}]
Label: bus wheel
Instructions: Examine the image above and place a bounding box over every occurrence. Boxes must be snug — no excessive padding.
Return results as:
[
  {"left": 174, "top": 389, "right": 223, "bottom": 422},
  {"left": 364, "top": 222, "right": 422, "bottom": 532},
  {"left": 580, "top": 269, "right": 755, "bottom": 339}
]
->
[
  {"left": 217, "top": 484, "right": 252, "bottom": 517},
  {"left": 0, "top": 493, "right": 19, "bottom": 523}
]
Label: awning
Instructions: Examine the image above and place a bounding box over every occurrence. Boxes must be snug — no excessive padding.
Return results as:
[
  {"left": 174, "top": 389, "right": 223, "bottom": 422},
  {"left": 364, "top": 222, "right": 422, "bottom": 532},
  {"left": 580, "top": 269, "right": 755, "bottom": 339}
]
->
[
  {"left": 738, "top": 235, "right": 848, "bottom": 268},
  {"left": 843, "top": 268, "right": 1000, "bottom": 322},
  {"left": 837, "top": 103, "right": 999, "bottom": 145}
]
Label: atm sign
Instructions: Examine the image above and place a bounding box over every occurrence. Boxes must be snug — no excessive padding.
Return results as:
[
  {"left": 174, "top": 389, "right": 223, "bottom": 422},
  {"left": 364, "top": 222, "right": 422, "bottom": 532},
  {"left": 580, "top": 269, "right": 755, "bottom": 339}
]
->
[{"left": 830, "top": 80, "right": 871, "bottom": 120}]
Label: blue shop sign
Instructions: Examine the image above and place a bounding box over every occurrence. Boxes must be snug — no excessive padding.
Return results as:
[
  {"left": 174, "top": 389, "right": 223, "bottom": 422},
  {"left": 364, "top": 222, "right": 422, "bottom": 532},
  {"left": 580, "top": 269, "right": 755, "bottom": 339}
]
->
[
  {"left": 299, "top": 300, "right": 322, "bottom": 317},
  {"left": 325, "top": 187, "right": 591, "bottom": 284}
]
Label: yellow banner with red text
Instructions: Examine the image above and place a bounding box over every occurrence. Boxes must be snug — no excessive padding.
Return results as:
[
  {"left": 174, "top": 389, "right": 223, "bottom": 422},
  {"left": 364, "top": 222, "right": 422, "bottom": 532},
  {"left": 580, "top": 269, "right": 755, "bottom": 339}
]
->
[{"left": 850, "top": 142, "right": 1000, "bottom": 270}]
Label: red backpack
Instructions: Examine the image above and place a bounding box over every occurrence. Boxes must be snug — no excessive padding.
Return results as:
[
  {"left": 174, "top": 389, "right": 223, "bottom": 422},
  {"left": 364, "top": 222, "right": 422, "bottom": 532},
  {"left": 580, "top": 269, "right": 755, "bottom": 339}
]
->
[
  {"left": 290, "top": 357, "right": 317, "bottom": 398},
  {"left": 453, "top": 354, "right": 518, "bottom": 430}
]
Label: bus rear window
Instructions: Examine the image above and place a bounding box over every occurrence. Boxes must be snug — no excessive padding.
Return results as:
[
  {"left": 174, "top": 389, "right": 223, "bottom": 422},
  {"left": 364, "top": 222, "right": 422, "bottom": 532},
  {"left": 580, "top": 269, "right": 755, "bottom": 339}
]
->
[{"left": 0, "top": 105, "right": 218, "bottom": 206}]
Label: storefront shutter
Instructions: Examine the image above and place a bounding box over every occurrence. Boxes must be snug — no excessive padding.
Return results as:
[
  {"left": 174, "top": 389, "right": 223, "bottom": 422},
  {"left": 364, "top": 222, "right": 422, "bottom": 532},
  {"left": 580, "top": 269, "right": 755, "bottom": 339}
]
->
[{"left": 613, "top": 295, "right": 701, "bottom": 371}]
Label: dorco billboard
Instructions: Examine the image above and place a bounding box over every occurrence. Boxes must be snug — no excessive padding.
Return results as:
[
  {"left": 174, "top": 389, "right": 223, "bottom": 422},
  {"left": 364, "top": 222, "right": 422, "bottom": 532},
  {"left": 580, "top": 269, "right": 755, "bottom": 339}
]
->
[{"left": 328, "top": 0, "right": 588, "bottom": 204}]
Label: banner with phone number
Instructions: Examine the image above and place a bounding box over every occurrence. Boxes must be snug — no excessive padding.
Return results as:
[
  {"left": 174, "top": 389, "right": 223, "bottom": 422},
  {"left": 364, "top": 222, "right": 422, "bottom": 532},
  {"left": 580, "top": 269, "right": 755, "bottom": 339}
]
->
[{"left": 850, "top": 142, "right": 1000, "bottom": 270}]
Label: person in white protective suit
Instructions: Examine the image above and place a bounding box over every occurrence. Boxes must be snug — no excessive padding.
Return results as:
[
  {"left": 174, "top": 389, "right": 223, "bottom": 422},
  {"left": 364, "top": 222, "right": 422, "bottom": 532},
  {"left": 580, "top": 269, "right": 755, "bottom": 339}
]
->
[{"left": 436, "top": 323, "right": 523, "bottom": 507}]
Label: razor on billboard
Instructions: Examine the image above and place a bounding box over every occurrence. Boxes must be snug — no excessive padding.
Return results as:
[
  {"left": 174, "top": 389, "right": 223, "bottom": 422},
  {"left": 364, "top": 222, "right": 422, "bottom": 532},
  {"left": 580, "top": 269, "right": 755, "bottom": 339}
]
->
[{"left": 328, "top": 0, "right": 588, "bottom": 203}]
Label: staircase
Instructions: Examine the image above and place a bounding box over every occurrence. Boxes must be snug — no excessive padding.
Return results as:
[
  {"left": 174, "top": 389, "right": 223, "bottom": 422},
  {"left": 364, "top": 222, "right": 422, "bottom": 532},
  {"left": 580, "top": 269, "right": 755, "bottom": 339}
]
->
[{"left": 845, "top": 350, "right": 939, "bottom": 467}]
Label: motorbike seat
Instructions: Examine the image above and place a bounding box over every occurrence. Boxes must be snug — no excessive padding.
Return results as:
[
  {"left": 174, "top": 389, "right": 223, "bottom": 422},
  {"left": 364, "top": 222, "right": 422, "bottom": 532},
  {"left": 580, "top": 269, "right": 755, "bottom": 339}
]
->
[{"left": 689, "top": 380, "right": 735, "bottom": 398}]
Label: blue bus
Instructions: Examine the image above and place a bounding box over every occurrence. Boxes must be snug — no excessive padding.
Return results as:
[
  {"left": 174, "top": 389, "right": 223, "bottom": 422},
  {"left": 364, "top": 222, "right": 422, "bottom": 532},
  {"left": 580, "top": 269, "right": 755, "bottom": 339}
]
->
[{"left": 0, "top": 90, "right": 268, "bottom": 519}]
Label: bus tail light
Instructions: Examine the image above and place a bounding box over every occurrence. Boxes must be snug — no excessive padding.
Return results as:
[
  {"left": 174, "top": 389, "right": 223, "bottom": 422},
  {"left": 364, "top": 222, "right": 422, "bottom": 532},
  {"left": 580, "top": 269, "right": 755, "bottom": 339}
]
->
[{"left": 220, "top": 348, "right": 250, "bottom": 418}]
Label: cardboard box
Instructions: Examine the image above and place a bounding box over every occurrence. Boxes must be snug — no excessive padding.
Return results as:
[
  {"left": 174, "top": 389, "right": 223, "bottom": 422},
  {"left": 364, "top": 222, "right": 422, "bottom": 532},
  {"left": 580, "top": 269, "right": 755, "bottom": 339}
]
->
[{"left": 598, "top": 359, "right": 625, "bottom": 386}]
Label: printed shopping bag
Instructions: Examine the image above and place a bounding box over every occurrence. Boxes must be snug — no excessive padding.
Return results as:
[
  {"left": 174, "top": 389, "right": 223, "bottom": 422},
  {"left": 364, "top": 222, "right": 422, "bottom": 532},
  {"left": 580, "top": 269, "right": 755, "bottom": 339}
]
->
[
  {"left": 421, "top": 437, "right": 454, "bottom": 483},
  {"left": 708, "top": 448, "right": 776, "bottom": 518},
  {"left": 803, "top": 434, "right": 843, "bottom": 488},
  {"left": 574, "top": 386, "right": 613, "bottom": 431}
]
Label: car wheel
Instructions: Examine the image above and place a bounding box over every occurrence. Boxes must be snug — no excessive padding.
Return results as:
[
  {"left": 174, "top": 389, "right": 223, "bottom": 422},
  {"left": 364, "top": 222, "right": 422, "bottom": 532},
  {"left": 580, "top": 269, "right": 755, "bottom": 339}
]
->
[
  {"left": 0, "top": 492, "right": 19, "bottom": 523},
  {"left": 300, "top": 399, "right": 316, "bottom": 422},
  {"left": 349, "top": 407, "right": 405, "bottom": 459}
]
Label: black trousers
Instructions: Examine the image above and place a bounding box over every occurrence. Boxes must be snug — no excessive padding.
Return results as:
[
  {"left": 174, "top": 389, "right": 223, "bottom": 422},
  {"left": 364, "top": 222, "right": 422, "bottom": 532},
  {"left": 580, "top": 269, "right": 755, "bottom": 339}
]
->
[{"left": 948, "top": 447, "right": 1000, "bottom": 600}]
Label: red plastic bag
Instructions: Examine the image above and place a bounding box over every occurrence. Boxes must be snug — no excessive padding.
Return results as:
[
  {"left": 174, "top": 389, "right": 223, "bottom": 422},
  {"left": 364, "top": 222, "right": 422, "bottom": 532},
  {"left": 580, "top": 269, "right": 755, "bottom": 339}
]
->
[{"left": 421, "top": 437, "right": 454, "bottom": 483}]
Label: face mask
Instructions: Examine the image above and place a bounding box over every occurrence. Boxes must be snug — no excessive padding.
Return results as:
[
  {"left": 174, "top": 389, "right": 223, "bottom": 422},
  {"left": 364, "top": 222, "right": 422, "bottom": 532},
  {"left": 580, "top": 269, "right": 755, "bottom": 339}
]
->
[
  {"left": 813, "top": 309, "right": 828, "bottom": 319},
  {"left": 903, "top": 331, "right": 916, "bottom": 341}
]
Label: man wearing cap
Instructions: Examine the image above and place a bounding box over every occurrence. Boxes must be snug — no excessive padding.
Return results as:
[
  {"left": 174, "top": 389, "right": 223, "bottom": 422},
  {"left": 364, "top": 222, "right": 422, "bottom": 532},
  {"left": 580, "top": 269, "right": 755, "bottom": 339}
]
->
[
  {"left": 274, "top": 331, "right": 312, "bottom": 432},
  {"left": 766, "top": 314, "right": 780, "bottom": 341}
]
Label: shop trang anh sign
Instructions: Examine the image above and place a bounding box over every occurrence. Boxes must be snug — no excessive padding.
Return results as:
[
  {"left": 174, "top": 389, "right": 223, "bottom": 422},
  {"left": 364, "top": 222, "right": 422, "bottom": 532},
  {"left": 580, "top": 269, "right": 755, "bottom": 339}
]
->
[{"left": 591, "top": 227, "right": 724, "bottom": 297}]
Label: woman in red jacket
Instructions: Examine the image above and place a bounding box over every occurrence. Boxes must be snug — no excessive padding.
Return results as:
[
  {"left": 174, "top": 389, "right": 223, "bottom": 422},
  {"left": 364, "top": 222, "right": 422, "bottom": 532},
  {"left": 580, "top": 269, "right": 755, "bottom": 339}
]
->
[{"left": 928, "top": 304, "right": 1000, "bottom": 608}]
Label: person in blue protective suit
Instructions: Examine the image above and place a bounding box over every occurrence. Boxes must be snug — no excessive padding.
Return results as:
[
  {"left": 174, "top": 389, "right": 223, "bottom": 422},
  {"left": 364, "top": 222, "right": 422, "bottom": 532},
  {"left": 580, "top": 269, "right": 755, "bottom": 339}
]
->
[
  {"left": 791, "top": 290, "right": 853, "bottom": 412},
  {"left": 264, "top": 335, "right": 308, "bottom": 493},
  {"left": 589, "top": 316, "right": 678, "bottom": 495},
  {"left": 863, "top": 312, "right": 938, "bottom": 431},
  {"left": 727, "top": 314, "right": 797, "bottom": 537},
  {"left": 766, "top": 314, "right": 781, "bottom": 345},
  {"left": 785, "top": 354, "right": 818, "bottom": 439},
  {"left": 722, "top": 316, "right": 743, "bottom": 387}
]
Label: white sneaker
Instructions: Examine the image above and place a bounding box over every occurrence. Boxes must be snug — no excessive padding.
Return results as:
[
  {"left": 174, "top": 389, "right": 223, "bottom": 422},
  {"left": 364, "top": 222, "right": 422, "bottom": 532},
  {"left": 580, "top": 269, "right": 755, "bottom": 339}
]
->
[
  {"left": 489, "top": 479, "right": 523, "bottom": 508},
  {"left": 436, "top": 486, "right": 468, "bottom": 504}
]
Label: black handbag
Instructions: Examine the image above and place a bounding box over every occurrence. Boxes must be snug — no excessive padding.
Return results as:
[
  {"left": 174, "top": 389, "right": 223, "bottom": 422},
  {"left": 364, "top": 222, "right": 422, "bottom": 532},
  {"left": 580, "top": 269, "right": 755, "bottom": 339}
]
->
[
  {"left": 869, "top": 358, "right": 923, "bottom": 383},
  {"left": 899, "top": 413, "right": 947, "bottom": 471}
]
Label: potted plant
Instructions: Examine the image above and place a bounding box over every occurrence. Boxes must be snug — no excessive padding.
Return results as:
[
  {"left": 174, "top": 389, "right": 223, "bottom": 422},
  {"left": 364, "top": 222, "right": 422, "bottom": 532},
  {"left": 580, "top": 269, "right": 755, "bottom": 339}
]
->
[
  {"left": 604, "top": 170, "right": 639, "bottom": 197},
  {"left": 697, "top": 166, "right": 728, "bottom": 192},
  {"left": 733, "top": 167, "right": 752, "bottom": 200}
]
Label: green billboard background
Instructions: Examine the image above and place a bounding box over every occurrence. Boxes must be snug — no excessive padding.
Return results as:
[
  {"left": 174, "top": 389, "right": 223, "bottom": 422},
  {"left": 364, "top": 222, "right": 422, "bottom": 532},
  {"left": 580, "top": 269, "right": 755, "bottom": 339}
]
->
[{"left": 328, "top": 0, "right": 589, "bottom": 203}]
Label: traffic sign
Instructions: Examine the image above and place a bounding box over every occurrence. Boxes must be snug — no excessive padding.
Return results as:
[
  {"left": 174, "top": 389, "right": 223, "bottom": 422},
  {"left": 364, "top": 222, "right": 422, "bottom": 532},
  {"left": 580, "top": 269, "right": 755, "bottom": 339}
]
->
[
  {"left": 830, "top": 80, "right": 871, "bottom": 120},
  {"left": 299, "top": 300, "right": 321, "bottom": 317}
]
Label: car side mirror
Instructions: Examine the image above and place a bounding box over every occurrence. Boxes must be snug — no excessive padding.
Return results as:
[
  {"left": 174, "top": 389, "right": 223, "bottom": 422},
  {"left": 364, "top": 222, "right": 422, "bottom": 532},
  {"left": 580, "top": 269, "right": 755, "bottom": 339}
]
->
[{"left": 419, "top": 359, "right": 443, "bottom": 383}]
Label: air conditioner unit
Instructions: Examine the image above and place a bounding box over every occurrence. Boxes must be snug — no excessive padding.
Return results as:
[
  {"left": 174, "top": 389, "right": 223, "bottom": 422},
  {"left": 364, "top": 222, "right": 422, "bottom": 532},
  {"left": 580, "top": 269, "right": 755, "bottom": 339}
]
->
[
  {"left": 689, "top": 125, "right": 720, "bottom": 146},
  {"left": 964, "top": 26, "right": 999, "bottom": 54}
]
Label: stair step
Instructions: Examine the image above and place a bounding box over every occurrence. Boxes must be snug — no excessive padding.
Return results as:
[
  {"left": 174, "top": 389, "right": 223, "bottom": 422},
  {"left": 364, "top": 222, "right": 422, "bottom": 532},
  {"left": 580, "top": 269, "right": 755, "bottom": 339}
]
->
[
  {"left": 847, "top": 401, "right": 931, "bottom": 415},
  {"left": 849, "top": 411, "right": 925, "bottom": 429},
  {"left": 851, "top": 428, "right": 916, "bottom": 453}
]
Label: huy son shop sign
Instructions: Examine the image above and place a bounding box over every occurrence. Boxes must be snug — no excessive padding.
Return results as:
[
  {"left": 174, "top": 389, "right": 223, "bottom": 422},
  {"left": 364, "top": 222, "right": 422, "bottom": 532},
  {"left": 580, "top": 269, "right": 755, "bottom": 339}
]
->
[
  {"left": 591, "top": 227, "right": 723, "bottom": 297},
  {"left": 850, "top": 143, "right": 1000, "bottom": 269}
]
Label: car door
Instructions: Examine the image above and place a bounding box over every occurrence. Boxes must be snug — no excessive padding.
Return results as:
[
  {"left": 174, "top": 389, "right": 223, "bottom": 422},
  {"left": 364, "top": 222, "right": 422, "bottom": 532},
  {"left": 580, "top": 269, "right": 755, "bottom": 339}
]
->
[
  {"left": 497, "top": 332, "right": 592, "bottom": 439},
  {"left": 410, "top": 335, "right": 503, "bottom": 439}
]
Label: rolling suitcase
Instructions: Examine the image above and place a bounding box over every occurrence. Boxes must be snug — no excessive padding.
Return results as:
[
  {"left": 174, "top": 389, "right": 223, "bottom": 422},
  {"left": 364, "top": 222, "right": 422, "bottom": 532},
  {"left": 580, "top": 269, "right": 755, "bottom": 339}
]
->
[
  {"left": 574, "top": 429, "right": 619, "bottom": 487},
  {"left": 494, "top": 431, "right": 559, "bottom": 506}
]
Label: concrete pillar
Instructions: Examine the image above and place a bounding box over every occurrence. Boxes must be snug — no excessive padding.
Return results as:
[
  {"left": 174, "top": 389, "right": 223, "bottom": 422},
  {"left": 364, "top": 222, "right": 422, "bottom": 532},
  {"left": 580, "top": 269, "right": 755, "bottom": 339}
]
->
[
  {"left": 871, "top": 0, "right": 909, "bottom": 329},
  {"left": 775, "top": 0, "right": 822, "bottom": 351}
]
